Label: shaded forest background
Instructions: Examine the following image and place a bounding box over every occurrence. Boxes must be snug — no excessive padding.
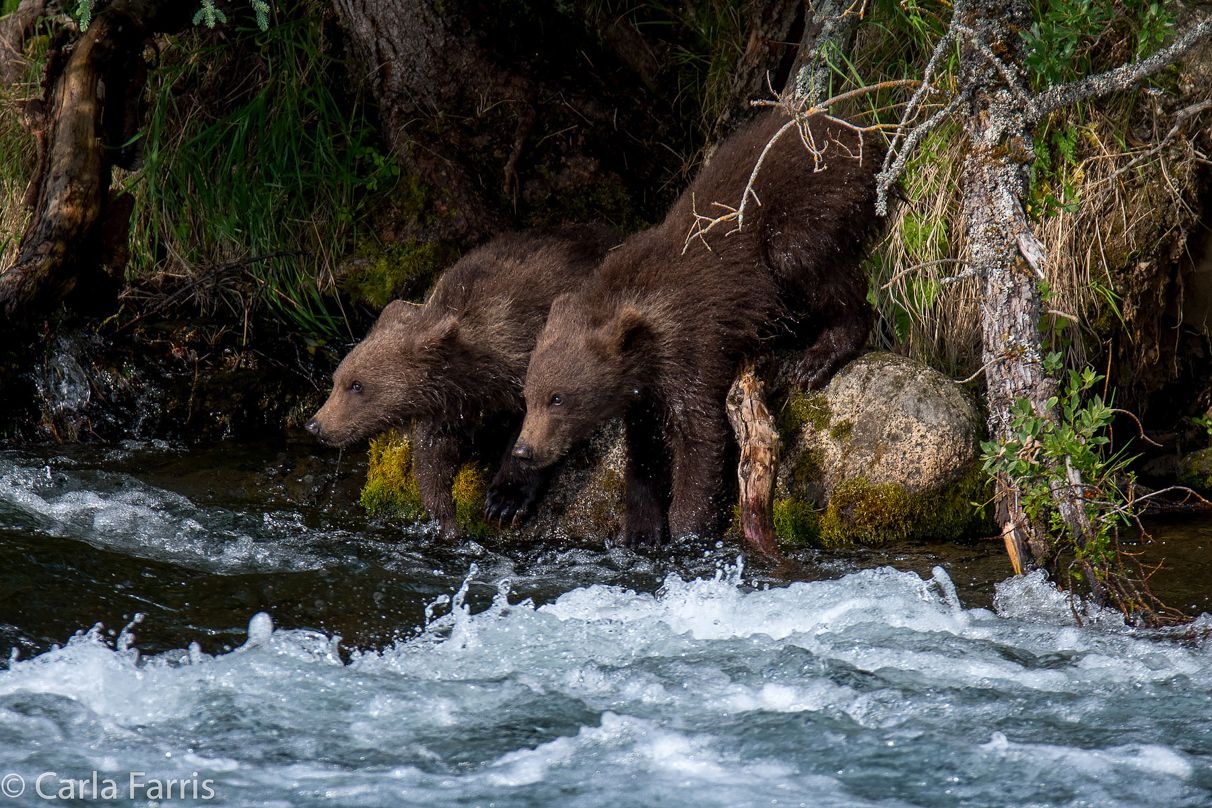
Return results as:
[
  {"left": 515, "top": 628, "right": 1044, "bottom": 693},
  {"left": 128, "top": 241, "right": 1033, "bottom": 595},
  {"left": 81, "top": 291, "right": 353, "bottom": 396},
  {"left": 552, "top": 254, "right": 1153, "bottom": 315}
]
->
[{"left": 2, "top": 0, "right": 1212, "bottom": 486}]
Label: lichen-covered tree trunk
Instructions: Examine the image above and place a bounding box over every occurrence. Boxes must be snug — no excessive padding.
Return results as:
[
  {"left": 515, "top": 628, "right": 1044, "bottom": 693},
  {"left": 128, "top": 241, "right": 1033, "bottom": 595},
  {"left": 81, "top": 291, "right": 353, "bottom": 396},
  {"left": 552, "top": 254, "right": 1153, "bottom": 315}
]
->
[{"left": 957, "top": 0, "right": 1080, "bottom": 573}]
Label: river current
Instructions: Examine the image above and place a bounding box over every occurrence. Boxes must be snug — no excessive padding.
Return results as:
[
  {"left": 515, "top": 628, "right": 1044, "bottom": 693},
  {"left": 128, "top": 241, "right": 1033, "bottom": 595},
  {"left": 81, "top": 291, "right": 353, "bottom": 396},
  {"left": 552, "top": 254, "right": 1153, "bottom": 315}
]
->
[{"left": 0, "top": 440, "right": 1210, "bottom": 807}]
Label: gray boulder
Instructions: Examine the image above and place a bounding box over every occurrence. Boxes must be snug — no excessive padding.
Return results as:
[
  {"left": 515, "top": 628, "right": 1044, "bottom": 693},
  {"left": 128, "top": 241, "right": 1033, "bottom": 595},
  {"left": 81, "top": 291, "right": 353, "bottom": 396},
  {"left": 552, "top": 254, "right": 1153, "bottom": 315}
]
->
[{"left": 773, "top": 351, "right": 991, "bottom": 546}]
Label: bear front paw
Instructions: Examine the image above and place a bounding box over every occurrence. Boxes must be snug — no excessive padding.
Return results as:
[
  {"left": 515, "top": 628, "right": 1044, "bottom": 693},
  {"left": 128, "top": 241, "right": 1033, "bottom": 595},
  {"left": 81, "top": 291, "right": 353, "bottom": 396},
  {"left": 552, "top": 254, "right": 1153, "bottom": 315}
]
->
[
  {"left": 615, "top": 519, "right": 666, "bottom": 548},
  {"left": 792, "top": 353, "right": 832, "bottom": 391},
  {"left": 483, "top": 481, "right": 538, "bottom": 528}
]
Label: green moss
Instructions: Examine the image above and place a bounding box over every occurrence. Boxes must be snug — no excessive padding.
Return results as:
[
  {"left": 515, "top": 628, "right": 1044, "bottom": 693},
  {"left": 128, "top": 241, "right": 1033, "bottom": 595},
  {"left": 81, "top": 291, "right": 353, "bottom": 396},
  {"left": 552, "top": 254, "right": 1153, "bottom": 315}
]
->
[
  {"left": 804, "top": 464, "right": 994, "bottom": 548},
  {"left": 778, "top": 391, "right": 832, "bottom": 437},
  {"left": 360, "top": 431, "right": 423, "bottom": 519},
  {"left": 359, "top": 430, "right": 498, "bottom": 537},
  {"left": 342, "top": 239, "right": 460, "bottom": 307},
  {"left": 452, "top": 461, "right": 496, "bottom": 540},
  {"left": 773, "top": 498, "right": 821, "bottom": 548},
  {"left": 829, "top": 418, "right": 854, "bottom": 442},
  {"left": 1178, "top": 447, "right": 1212, "bottom": 494},
  {"left": 542, "top": 181, "right": 644, "bottom": 233},
  {"left": 789, "top": 447, "right": 823, "bottom": 486}
]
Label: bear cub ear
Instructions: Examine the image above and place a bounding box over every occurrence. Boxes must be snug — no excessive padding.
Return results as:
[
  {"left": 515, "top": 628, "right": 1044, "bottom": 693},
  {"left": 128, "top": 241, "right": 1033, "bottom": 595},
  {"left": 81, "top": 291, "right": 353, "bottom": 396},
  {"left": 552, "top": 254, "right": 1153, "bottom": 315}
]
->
[
  {"left": 420, "top": 313, "right": 461, "bottom": 351},
  {"left": 369, "top": 299, "right": 421, "bottom": 336},
  {"left": 608, "top": 306, "right": 651, "bottom": 355}
]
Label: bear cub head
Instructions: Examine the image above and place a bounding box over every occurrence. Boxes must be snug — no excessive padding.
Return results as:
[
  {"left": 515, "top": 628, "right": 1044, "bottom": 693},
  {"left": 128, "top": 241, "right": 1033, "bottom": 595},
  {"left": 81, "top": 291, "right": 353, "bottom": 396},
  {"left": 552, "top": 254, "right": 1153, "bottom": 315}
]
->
[
  {"left": 513, "top": 297, "right": 652, "bottom": 466},
  {"left": 306, "top": 299, "right": 463, "bottom": 447}
]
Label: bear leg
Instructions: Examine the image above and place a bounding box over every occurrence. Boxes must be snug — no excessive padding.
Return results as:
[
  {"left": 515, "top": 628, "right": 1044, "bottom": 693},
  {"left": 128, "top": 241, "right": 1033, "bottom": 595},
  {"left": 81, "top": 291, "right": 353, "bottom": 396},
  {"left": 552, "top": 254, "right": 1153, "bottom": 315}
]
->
[
  {"left": 484, "top": 424, "right": 554, "bottom": 527},
  {"left": 792, "top": 300, "right": 874, "bottom": 390},
  {"left": 412, "top": 418, "right": 464, "bottom": 540},
  {"left": 618, "top": 403, "right": 669, "bottom": 547},
  {"left": 666, "top": 407, "right": 728, "bottom": 541}
]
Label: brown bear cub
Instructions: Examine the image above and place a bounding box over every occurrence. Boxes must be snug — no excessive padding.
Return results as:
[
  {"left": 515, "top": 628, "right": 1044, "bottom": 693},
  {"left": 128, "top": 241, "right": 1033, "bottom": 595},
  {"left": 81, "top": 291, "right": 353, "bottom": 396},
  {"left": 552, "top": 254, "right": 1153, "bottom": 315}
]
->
[
  {"left": 497, "top": 111, "right": 882, "bottom": 547},
  {"left": 306, "top": 225, "right": 616, "bottom": 537}
]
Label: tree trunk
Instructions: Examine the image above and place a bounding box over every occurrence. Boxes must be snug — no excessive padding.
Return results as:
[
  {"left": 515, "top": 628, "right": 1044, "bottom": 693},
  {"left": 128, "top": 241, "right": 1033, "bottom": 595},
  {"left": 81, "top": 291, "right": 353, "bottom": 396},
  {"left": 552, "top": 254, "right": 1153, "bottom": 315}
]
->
[
  {"left": 329, "top": 0, "right": 509, "bottom": 244},
  {"left": 708, "top": 0, "right": 802, "bottom": 145},
  {"left": 0, "top": 0, "right": 188, "bottom": 328},
  {"left": 957, "top": 0, "right": 1071, "bottom": 572}
]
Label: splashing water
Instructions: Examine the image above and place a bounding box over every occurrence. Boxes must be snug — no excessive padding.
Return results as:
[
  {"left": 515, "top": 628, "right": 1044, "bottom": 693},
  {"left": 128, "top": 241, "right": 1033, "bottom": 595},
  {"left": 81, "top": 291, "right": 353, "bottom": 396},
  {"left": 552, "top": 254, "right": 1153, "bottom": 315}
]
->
[
  {"left": 0, "top": 563, "right": 1209, "bottom": 807},
  {"left": 1, "top": 444, "right": 1211, "bottom": 807}
]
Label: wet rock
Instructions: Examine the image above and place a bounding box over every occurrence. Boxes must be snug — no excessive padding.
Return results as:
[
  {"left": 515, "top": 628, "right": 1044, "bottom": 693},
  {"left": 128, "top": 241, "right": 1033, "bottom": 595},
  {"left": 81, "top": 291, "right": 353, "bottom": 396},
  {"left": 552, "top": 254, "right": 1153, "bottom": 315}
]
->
[
  {"left": 362, "top": 422, "right": 625, "bottom": 545},
  {"left": 360, "top": 352, "right": 993, "bottom": 549},
  {"left": 6, "top": 324, "right": 334, "bottom": 444},
  {"left": 1178, "top": 447, "right": 1212, "bottom": 493},
  {"left": 773, "top": 351, "right": 991, "bottom": 547}
]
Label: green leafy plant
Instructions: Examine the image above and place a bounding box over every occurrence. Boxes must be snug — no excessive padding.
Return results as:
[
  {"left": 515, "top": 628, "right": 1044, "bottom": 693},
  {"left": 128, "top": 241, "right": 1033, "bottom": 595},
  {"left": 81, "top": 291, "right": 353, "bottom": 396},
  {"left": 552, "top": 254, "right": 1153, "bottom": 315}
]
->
[
  {"left": 981, "top": 360, "right": 1124, "bottom": 547},
  {"left": 1022, "top": 0, "right": 1176, "bottom": 87},
  {"left": 981, "top": 355, "right": 1186, "bottom": 623},
  {"left": 74, "top": 0, "right": 271, "bottom": 32}
]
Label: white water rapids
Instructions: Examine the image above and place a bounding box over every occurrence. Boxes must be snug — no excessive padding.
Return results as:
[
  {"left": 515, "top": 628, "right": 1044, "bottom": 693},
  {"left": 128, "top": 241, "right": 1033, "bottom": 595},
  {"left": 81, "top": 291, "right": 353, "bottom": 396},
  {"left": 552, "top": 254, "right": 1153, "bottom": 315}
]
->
[{"left": 0, "top": 447, "right": 1210, "bottom": 807}]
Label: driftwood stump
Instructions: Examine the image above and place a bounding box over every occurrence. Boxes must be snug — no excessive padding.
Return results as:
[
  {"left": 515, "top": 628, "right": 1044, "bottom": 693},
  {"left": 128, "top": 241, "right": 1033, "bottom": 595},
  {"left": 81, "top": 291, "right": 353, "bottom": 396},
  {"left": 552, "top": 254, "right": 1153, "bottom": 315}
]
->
[{"left": 726, "top": 362, "right": 781, "bottom": 558}]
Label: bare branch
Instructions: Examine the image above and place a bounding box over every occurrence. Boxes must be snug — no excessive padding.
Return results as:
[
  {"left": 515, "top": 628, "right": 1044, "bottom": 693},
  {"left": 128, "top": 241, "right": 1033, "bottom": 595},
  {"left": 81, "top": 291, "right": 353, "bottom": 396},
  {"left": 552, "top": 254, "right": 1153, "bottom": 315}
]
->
[
  {"left": 876, "top": 86, "right": 972, "bottom": 215},
  {"left": 687, "top": 82, "right": 907, "bottom": 249},
  {"left": 1031, "top": 15, "right": 1212, "bottom": 121},
  {"left": 1103, "top": 100, "right": 1212, "bottom": 185},
  {"left": 879, "top": 258, "right": 967, "bottom": 290},
  {"left": 1108, "top": 408, "right": 1164, "bottom": 448}
]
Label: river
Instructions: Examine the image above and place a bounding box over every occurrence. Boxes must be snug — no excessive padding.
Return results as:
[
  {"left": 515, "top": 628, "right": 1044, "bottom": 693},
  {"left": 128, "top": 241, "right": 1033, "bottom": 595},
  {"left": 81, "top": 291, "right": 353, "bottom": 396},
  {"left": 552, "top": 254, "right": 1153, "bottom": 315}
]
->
[{"left": 1, "top": 438, "right": 1210, "bottom": 807}]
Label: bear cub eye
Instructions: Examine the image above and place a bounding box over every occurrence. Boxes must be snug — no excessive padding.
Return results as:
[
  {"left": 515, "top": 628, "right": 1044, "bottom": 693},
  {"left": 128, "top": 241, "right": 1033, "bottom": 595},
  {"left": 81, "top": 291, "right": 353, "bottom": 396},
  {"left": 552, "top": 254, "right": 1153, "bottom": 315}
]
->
[
  {"left": 351, "top": 381, "right": 363, "bottom": 393},
  {"left": 549, "top": 393, "right": 563, "bottom": 407}
]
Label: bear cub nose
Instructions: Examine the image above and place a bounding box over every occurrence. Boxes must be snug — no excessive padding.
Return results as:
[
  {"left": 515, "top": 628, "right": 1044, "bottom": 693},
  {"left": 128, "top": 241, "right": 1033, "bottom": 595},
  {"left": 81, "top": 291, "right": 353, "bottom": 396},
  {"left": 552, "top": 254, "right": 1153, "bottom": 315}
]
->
[
  {"left": 512, "top": 442, "right": 534, "bottom": 460},
  {"left": 305, "top": 419, "right": 322, "bottom": 437}
]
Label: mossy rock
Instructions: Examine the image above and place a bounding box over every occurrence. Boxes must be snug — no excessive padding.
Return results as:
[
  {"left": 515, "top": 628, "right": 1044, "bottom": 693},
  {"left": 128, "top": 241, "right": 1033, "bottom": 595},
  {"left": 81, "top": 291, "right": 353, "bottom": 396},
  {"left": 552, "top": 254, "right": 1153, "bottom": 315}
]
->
[
  {"left": 359, "top": 422, "right": 626, "bottom": 542},
  {"left": 341, "top": 239, "right": 460, "bottom": 308},
  {"left": 361, "top": 431, "right": 424, "bottom": 519},
  {"left": 360, "top": 430, "right": 495, "bottom": 538},
  {"left": 1178, "top": 447, "right": 1212, "bottom": 494},
  {"left": 775, "top": 351, "right": 991, "bottom": 547},
  {"left": 357, "top": 352, "right": 991, "bottom": 549}
]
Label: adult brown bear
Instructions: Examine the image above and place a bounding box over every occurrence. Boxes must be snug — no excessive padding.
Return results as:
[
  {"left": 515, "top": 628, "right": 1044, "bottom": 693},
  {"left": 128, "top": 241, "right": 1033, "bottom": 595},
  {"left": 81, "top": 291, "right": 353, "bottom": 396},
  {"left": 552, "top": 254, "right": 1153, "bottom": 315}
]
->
[
  {"left": 306, "top": 225, "right": 616, "bottom": 537},
  {"left": 497, "top": 111, "right": 882, "bottom": 547}
]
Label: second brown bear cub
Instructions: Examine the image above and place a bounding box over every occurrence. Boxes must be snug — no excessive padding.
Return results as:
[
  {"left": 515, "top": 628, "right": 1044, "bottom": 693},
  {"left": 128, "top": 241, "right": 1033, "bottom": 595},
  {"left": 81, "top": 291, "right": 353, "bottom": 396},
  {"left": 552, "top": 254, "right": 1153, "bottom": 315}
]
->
[
  {"left": 498, "top": 111, "right": 882, "bottom": 546},
  {"left": 306, "top": 226, "right": 616, "bottom": 537}
]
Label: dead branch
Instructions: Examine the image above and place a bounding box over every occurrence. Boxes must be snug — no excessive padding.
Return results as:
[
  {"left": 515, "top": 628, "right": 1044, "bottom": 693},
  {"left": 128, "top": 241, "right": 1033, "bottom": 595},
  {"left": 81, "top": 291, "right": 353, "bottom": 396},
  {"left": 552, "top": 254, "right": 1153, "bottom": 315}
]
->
[
  {"left": 726, "top": 363, "right": 782, "bottom": 558},
  {"left": 685, "top": 80, "right": 915, "bottom": 250},
  {"left": 1103, "top": 100, "right": 1212, "bottom": 185},
  {"left": 876, "top": 85, "right": 972, "bottom": 214}
]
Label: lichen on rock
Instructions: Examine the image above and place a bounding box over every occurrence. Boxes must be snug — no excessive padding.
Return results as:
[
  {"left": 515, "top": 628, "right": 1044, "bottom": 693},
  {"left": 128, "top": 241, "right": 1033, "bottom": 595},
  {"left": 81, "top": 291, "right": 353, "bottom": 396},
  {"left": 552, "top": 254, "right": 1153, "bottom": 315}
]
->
[
  {"left": 775, "top": 351, "right": 992, "bottom": 547},
  {"left": 360, "top": 430, "right": 423, "bottom": 520},
  {"left": 359, "top": 422, "right": 626, "bottom": 542}
]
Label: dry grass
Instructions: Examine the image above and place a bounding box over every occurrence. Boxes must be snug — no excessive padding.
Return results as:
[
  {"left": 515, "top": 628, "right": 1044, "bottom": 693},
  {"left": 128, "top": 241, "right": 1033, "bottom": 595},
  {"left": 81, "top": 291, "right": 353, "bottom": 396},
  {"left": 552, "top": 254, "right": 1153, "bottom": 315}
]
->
[{"left": 837, "top": 2, "right": 1209, "bottom": 380}]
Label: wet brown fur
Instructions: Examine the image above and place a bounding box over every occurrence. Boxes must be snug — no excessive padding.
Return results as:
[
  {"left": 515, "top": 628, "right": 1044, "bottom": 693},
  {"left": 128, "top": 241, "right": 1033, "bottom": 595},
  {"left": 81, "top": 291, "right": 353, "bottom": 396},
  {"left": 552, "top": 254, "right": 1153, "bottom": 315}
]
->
[
  {"left": 307, "top": 225, "right": 616, "bottom": 535},
  {"left": 506, "top": 111, "right": 882, "bottom": 546}
]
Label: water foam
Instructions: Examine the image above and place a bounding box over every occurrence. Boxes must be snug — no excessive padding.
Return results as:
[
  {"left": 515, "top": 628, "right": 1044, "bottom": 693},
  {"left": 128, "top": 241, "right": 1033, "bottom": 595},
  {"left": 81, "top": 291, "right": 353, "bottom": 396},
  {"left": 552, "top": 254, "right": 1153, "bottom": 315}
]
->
[{"left": 1, "top": 564, "right": 1210, "bottom": 807}]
